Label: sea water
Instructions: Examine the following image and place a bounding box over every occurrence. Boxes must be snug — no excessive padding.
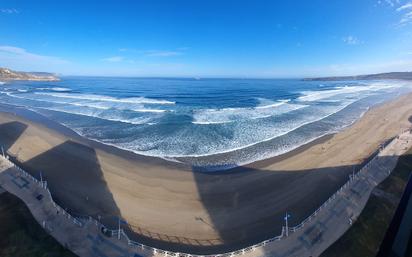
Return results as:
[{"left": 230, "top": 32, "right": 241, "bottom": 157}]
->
[{"left": 0, "top": 77, "right": 411, "bottom": 171}]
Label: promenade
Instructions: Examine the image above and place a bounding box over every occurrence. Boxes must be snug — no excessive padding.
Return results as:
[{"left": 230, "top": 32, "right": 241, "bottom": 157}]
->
[{"left": 0, "top": 129, "right": 411, "bottom": 257}]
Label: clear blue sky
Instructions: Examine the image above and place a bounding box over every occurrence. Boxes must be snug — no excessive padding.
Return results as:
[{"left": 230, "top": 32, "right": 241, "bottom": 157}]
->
[{"left": 0, "top": 0, "right": 411, "bottom": 77}]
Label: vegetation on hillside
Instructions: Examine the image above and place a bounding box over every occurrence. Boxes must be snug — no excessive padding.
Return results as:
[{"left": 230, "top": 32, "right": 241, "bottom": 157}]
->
[
  {"left": 0, "top": 67, "right": 59, "bottom": 81},
  {"left": 0, "top": 191, "right": 77, "bottom": 257},
  {"left": 320, "top": 148, "right": 412, "bottom": 257}
]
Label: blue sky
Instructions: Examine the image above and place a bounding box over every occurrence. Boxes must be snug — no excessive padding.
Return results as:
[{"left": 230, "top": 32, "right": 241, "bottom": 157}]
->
[{"left": 0, "top": 0, "right": 412, "bottom": 77}]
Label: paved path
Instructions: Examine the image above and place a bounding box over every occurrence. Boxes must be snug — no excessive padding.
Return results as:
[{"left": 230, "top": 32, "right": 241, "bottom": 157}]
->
[
  {"left": 0, "top": 157, "right": 152, "bottom": 257},
  {"left": 248, "top": 131, "right": 412, "bottom": 257},
  {"left": 0, "top": 185, "right": 5, "bottom": 194},
  {"left": 0, "top": 130, "right": 411, "bottom": 257}
]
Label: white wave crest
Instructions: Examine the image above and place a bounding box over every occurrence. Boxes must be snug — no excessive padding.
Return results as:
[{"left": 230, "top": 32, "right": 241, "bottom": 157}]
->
[
  {"left": 34, "top": 92, "right": 175, "bottom": 105},
  {"left": 118, "top": 98, "right": 359, "bottom": 159},
  {"left": 298, "top": 82, "right": 401, "bottom": 102},
  {"left": 192, "top": 99, "right": 305, "bottom": 125},
  {"left": 63, "top": 102, "right": 167, "bottom": 113},
  {"left": 35, "top": 106, "right": 155, "bottom": 125},
  {"left": 4, "top": 92, "right": 167, "bottom": 113},
  {"left": 37, "top": 87, "right": 71, "bottom": 92},
  {"left": 255, "top": 99, "right": 291, "bottom": 109},
  {"left": 0, "top": 81, "right": 5, "bottom": 85}
]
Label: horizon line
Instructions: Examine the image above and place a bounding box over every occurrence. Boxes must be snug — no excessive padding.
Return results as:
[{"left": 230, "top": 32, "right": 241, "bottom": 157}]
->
[{"left": 56, "top": 70, "right": 412, "bottom": 80}]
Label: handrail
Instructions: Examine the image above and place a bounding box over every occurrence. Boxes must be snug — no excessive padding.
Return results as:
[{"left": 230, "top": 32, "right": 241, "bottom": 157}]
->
[{"left": 0, "top": 131, "right": 404, "bottom": 257}]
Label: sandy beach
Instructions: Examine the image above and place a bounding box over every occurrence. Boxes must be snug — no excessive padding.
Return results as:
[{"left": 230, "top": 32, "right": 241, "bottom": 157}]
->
[{"left": 0, "top": 93, "right": 411, "bottom": 254}]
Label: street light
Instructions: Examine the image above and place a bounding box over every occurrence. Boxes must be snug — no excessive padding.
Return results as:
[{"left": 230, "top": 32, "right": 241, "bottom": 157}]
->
[{"left": 284, "top": 212, "right": 291, "bottom": 237}]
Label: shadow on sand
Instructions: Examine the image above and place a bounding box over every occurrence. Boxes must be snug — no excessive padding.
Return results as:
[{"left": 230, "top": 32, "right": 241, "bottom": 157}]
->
[
  {"left": 0, "top": 121, "right": 28, "bottom": 153},
  {"left": 21, "top": 141, "right": 122, "bottom": 224},
  {"left": 0, "top": 119, "right": 406, "bottom": 255},
  {"left": 0, "top": 121, "right": 122, "bottom": 227}
]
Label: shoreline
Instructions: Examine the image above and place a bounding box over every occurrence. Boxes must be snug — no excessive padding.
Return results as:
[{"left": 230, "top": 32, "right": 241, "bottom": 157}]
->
[
  {"left": 0, "top": 103, "right": 191, "bottom": 171},
  {"left": 0, "top": 102, "right": 339, "bottom": 173},
  {"left": 0, "top": 92, "right": 411, "bottom": 253},
  {"left": 2, "top": 130, "right": 410, "bottom": 257},
  {"left": 1, "top": 77, "right": 410, "bottom": 171}
]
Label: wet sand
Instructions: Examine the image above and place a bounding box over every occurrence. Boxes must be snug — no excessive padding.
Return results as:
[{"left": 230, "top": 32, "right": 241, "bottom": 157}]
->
[{"left": 0, "top": 93, "right": 411, "bottom": 254}]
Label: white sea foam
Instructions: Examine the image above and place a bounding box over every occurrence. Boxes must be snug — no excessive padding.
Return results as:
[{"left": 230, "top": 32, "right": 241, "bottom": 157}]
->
[
  {"left": 3, "top": 79, "right": 409, "bottom": 167},
  {"left": 27, "top": 99, "right": 371, "bottom": 169},
  {"left": 298, "top": 82, "right": 400, "bottom": 102},
  {"left": 131, "top": 108, "right": 166, "bottom": 113},
  {"left": 5, "top": 92, "right": 167, "bottom": 113},
  {"left": 35, "top": 106, "right": 155, "bottom": 125},
  {"left": 192, "top": 99, "right": 304, "bottom": 125},
  {"left": 298, "top": 86, "right": 364, "bottom": 102},
  {"left": 66, "top": 102, "right": 166, "bottom": 113},
  {"left": 17, "top": 89, "right": 28, "bottom": 92},
  {"left": 255, "top": 99, "right": 291, "bottom": 109},
  {"left": 34, "top": 92, "right": 175, "bottom": 105},
  {"left": 122, "top": 98, "right": 360, "bottom": 158},
  {"left": 37, "top": 87, "right": 71, "bottom": 92},
  {"left": 0, "top": 91, "right": 13, "bottom": 96},
  {"left": 55, "top": 100, "right": 167, "bottom": 113},
  {"left": 0, "top": 81, "right": 5, "bottom": 85}
]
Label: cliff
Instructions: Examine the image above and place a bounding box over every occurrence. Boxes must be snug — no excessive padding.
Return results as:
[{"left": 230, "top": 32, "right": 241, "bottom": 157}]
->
[
  {"left": 0, "top": 68, "right": 59, "bottom": 81},
  {"left": 303, "top": 72, "right": 412, "bottom": 81}
]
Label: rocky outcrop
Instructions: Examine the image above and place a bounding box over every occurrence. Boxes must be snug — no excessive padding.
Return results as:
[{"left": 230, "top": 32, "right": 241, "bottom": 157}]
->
[{"left": 0, "top": 67, "right": 59, "bottom": 81}]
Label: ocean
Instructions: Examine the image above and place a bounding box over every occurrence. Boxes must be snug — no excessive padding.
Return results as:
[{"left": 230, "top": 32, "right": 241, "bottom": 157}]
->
[{"left": 1, "top": 77, "right": 411, "bottom": 171}]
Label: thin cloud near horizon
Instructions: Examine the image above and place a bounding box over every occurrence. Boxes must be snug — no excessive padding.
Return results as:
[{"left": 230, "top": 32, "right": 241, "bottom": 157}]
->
[
  {"left": 0, "top": 8, "right": 19, "bottom": 14},
  {"left": 101, "top": 56, "right": 124, "bottom": 62},
  {"left": 342, "top": 36, "right": 362, "bottom": 45},
  {"left": 396, "top": 2, "right": 412, "bottom": 11},
  {"left": 0, "top": 45, "right": 68, "bottom": 64},
  {"left": 144, "top": 50, "right": 182, "bottom": 57},
  {"left": 117, "top": 48, "right": 184, "bottom": 57},
  {"left": 1, "top": 44, "right": 411, "bottom": 77},
  {"left": 101, "top": 49, "right": 184, "bottom": 64}
]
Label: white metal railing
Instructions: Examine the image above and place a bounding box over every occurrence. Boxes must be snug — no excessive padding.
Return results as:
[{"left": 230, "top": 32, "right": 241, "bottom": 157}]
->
[{"left": 0, "top": 131, "right": 405, "bottom": 257}]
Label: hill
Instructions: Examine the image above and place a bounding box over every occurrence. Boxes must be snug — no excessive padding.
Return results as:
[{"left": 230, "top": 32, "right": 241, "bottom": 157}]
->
[
  {"left": 0, "top": 68, "right": 59, "bottom": 81},
  {"left": 304, "top": 72, "right": 412, "bottom": 81}
]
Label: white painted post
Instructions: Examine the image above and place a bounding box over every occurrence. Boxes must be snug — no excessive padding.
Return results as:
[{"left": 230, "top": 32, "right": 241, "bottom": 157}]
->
[
  {"left": 352, "top": 167, "right": 355, "bottom": 180},
  {"left": 118, "top": 218, "right": 121, "bottom": 240},
  {"left": 284, "top": 212, "right": 290, "bottom": 237}
]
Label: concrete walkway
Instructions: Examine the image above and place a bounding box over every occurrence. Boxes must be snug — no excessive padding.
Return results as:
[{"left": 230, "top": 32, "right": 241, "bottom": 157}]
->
[
  {"left": 0, "top": 130, "right": 411, "bottom": 257},
  {"left": 0, "top": 156, "right": 151, "bottom": 257},
  {"left": 0, "top": 185, "right": 5, "bottom": 194},
  {"left": 248, "top": 131, "right": 412, "bottom": 257}
]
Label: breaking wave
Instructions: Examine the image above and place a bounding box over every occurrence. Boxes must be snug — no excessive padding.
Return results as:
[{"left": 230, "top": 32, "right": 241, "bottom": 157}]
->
[
  {"left": 34, "top": 92, "right": 175, "bottom": 104},
  {"left": 192, "top": 99, "right": 306, "bottom": 124},
  {"left": 37, "top": 87, "right": 71, "bottom": 92},
  {"left": 1, "top": 77, "right": 410, "bottom": 169},
  {"left": 35, "top": 106, "right": 158, "bottom": 125},
  {"left": 298, "top": 82, "right": 400, "bottom": 102},
  {"left": 3, "top": 92, "right": 167, "bottom": 114}
]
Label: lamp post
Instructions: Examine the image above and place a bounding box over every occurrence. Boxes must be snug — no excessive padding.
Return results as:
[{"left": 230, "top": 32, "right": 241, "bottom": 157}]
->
[
  {"left": 118, "top": 217, "right": 121, "bottom": 240},
  {"left": 284, "top": 212, "right": 291, "bottom": 237}
]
